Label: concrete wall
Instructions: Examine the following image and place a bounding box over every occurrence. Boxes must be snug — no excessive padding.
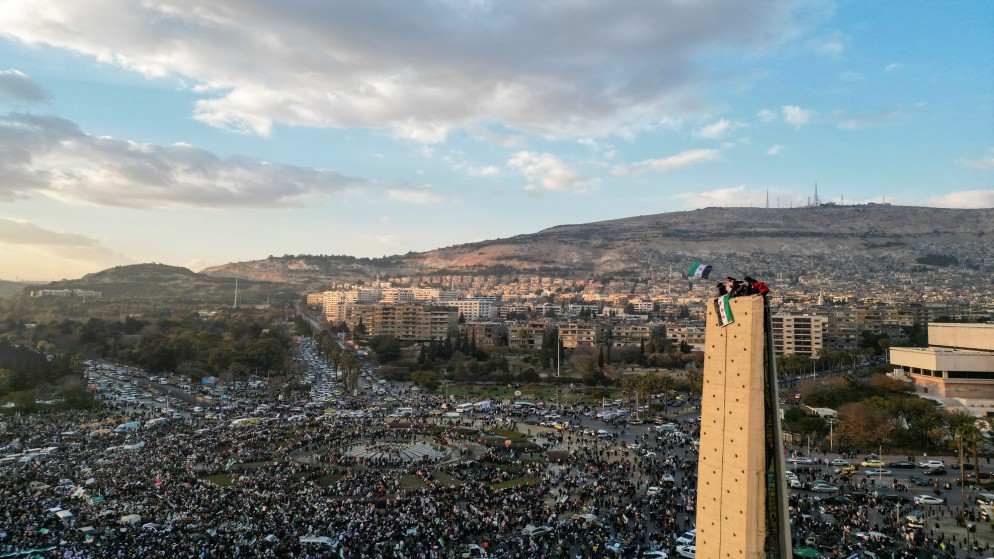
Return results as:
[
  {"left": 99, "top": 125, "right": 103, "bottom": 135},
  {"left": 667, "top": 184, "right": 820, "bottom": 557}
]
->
[
  {"left": 929, "top": 323, "right": 994, "bottom": 352},
  {"left": 696, "top": 295, "right": 767, "bottom": 559},
  {"left": 890, "top": 347, "right": 994, "bottom": 372}
]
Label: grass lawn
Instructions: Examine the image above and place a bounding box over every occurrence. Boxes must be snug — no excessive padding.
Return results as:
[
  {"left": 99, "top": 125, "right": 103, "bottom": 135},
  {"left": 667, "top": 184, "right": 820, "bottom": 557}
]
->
[
  {"left": 491, "top": 476, "right": 540, "bottom": 490},
  {"left": 201, "top": 474, "right": 234, "bottom": 487},
  {"left": 486, "top": 429, "right": 525, "bottom": 439},
  {"left": 432, "top": 471, "right": 465, "bottom": 487},
  {"left": 400, "top": 475, "right": 428, "bottom": 490},
  {"left": 318, "top": 473, "right": 345, "bottom": 487}
]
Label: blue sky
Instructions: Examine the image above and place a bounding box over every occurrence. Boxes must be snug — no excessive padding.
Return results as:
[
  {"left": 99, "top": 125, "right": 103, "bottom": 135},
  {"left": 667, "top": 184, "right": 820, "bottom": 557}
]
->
[{"left": 0, "top": 0, "right": 991, "bottom": 281}]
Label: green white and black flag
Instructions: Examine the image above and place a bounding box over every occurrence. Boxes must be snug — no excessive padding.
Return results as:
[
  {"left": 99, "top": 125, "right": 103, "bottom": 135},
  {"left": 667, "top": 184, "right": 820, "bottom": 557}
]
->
[
  {"left": 687, "top": 261, "right": 713, "bottom": 279},
  {"left": 714, "top": 295, "right": 735, "bottom": 327}
]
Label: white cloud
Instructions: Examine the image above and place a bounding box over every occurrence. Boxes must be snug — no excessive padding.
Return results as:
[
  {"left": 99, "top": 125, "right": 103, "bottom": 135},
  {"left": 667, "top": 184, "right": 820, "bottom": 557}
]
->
[
  {"left": 0, "top": 112, "right": 373, "bottom": 208},
  {"left": 884, "top": 62, "right": 902, "bottom": 72},
  {"left": 782, "top": 105, "right": 812, "bottom": 127},
  {"left": 958, "top": 150, "right": 994, "bottom": 170},
  {"left": 0, "top": 217, "right": 131, "bottom": 266},
  {"left": 387, "top": 188, "right": 442, "bottom": 204},
  {"left": 674, "top": 185, "right": 801, "bottom": 208},
  {"left": 466, "top": 166, "right": 499, "bottom": 177},
  {"left": 831, "top": 108, "right": 904, "bottom": 130},
  {"left": 0, "top": 69, "right": 48, "bottom": 103},
  {"left": 767, "top": 144, "right": 784, "bottom": 156},
  {"left": 756, "top": 109, "right": 777, "bottom": 123},
  {"left": 612, "top": 149, "right": 720, "bottom": 176},
  {"left": 0, "top": 1, "right": 813, "bottom": 141},
  {"left": 924, "top": 189, "right": 994, "bottom": 209},
  {"left": 508, "top": 151, "right": 597, "bottom": 192},
  {"left": 694, "top": 119, "right": 745, "bottom": 140},
  {"left": 377, "top": 234, "right": 397, "bottom": 245}
]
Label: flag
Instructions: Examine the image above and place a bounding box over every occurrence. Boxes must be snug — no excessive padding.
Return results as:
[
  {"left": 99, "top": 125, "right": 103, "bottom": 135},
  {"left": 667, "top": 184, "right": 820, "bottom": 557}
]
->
[
  {"left": 714, "top": 295, "right": 734, "bottom": 327},
  {"left": 687, "top": 261, "right": 712, "bottom": 279}
]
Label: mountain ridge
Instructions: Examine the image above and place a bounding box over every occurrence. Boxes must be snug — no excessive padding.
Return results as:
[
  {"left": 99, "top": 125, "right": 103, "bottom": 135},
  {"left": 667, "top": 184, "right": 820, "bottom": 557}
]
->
[{"left": 199, "top": 204, "right": 994, "bottom": 287}]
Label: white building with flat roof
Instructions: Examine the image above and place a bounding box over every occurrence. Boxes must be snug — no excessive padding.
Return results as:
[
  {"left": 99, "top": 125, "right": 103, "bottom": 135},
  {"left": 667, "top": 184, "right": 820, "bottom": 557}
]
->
[{"left": 890, "top": 323, "right": 994, "bottom": 400}]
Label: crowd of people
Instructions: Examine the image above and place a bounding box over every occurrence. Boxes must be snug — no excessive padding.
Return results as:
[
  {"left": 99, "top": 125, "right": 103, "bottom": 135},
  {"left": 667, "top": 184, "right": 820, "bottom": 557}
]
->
[{"left": 1, "top": 379, "right": 989, "bottom": 558}]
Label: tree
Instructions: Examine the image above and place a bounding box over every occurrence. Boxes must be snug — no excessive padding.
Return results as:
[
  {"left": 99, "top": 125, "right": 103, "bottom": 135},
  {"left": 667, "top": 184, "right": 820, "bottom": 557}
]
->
[{"left": 835, "top": 402, "right": 893, "bottom": 449}]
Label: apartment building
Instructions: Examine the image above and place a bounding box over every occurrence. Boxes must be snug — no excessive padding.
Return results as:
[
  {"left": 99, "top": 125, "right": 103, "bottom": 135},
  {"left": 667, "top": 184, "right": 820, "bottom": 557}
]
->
[
  {"left": 667, "top": 324, "right": 706, "bottom": 352},
  {"left": 607, "top": 323, "right": 653, "bottom": 347},
  {"left": 507, "top": 322, "right": 549, "bottom": 350},
  {"left": 559, "top": 322, "right": 602, "bottom": 349},
  {"left": 330, "top": 303, "right": 457, "bottom": 342},
  {"left": 450, "top": 298, "right": 499, "bottom": 321},
  {"left": 771, "top": 314, "right": 828, "bottom": 358}
]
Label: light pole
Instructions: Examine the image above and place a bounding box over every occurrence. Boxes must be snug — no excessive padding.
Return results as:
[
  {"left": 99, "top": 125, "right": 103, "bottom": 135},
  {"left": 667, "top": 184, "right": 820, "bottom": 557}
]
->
[{"left": 826, "top": 417, "right": 838, "bottom": 452}]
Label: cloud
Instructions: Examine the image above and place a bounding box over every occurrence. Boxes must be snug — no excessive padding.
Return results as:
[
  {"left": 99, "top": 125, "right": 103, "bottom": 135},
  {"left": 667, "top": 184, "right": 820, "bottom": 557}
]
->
[
  {"left": 884, "top": 62, "right": 902, "bottom": 72},
  {"left": 508, "top": 151, "right": 597, "bottom": 192},
  {"left": 958, "top": 150, "right": 994, "bottom": 170},
  {"left": 0, "top": 112, "right": 375, "bottom": 208},
  {"left": 612, "top": 148, "right": 720, "bottom": 176},
  {"left": 0, "top": 1, "right": 813, "bottom": 141},
  {"left": 756, "top": 109, "right": 777, "bottom": 123},
  {"left": 924, "top": 189, "right": 994, "bottom": 209},
  {"left": 0, "top": 69, "right": 49, "bottom": 103},
  {"left": 694, "top": 119, "right": 745, "bottom": 140},
  {"left": 674, "top": 185, "right": 801, "bottom": 208},
  {"left": 782, "top": 105, "right": 811, "bottom": 127},
  {"left": 831, "top": 108, "right": 904, "bottom": 130},
  {"left": 388, "top": 188, "right": 442, "bottom": 204},
  {"left": 0, "top": 217, "right": 131, "bottom": 266},
  {"left": 767, "top": 144, "right": 784, "bottom": 156}
]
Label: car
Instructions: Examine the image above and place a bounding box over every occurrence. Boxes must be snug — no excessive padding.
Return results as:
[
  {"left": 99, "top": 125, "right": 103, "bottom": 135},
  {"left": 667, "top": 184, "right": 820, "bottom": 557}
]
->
[
  {"left": 860, "top": 459, "right": 885, "bottom": 468},
  {"left": 863, "top": 468, "right": 892, "bottom": 476},
  {"left": 675, "top": 529, "right": 696, "bottom": 545},
  {"left": 809, "top": 482, "right": 840, "bottom": 493},
  {"left": 951, "top": 463, "right": 976, "bottom": 470},
  {"left": 646, "top": 486, "right": 662, "bottom": 496},
  {"left": 829, "top": 458, "right": 851, "bottom": 466},
  {"left": 521, "top": 524, "right": 553, "bottom": 538},
  {"left": 787, "top": 478, "right": 802, "bottom": 488},
  {"left": 642, "top": 552, "right": 669, "bottom": 559},
  {"left": 914, "top": 495, "right": 945, "bottom": 506},
  {"left": 923, "top": 467, "right": 947, "bottom": 476},
  {"left": 888, "top": 461, "right": 915, "bottom": 469},
  {"left": 675, "top": 545, "right": 695, "bottom": 558},
  {"left": 835, "top": 465, "right": 858, "bottom": 475},
  {"left": 909, "top": 475, "right": 931, "bottom": 486},
  {"left": 918, "top": 459, "right": 945, "bottom": 469},
  {"left": 877, "top": 494, "right": 913, "bottom": 504},
  {"left": 787, "top": 456, "right": 815, "bottom": 465}
]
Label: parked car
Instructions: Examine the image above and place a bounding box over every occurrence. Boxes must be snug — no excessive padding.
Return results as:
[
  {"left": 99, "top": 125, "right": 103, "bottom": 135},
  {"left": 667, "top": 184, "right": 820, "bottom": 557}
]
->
[{"left": 887, "top": 461, "right": 915, "bottom": 469}]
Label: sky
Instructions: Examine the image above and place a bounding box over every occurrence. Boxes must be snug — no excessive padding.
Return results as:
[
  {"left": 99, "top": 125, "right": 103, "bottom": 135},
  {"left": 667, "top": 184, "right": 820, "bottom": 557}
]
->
[{"left": 0, "top": 0, "right": 991, "bottom": 281}]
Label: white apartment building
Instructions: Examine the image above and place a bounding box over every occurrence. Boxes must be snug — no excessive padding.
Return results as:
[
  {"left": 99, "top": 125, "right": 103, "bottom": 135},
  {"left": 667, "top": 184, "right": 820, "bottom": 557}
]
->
[
  {"left": 450, "top": 299, "right": 499, "bottom": 321},
  {"left": 771, "top": 314, "right": 828, "bottom": 358}
]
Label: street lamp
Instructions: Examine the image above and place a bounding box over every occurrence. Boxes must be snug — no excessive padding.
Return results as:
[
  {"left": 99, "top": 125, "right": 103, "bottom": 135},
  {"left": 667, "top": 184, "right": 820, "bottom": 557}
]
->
[{"left": 826, "top": 417, "right": 838, "bottom": 452}]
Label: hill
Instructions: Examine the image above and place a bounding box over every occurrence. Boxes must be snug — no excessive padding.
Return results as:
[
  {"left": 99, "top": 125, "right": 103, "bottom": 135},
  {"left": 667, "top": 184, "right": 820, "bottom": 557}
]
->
[
  {"left": 24, "top": 263, "right": 290, "bottom": 304},
  {"left": 201, "top": 204, "right": 994, "bottom": 286}
]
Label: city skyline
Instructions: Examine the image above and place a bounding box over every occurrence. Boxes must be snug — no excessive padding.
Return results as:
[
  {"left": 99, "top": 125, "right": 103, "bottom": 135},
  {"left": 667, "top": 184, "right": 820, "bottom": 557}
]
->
[{"left": 0, "top": 1, "right": 991, "bottom": 281}]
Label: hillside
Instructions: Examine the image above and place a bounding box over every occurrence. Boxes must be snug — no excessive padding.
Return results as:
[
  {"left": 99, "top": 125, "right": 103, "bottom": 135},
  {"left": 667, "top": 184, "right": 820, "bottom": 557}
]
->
[
  {"left": 25, "top": 263, "right": 290, "bottom": 303},
  {"left": 201, "top": 205, "right": 994, "bottom": 286}
]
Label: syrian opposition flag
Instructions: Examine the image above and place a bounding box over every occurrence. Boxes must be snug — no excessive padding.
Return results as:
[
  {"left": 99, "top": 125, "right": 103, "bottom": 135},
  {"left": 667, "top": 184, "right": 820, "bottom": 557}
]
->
[
  {"left": 714, "top": 295, "right": 735, "bottom": 327},
  {"left": 687, "top": 261, "right": 712, "bottom": 279}
]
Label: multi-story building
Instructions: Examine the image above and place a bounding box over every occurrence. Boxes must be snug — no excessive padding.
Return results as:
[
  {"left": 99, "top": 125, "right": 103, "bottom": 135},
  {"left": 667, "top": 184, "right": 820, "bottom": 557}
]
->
[
  {"left": 667, "top": 324, "right": 706, "bottom": 352},
  {"left": 890, "top": 323, "right": 994, "bottom": 400},
  {"left": 331, "top": 303, "right": 457, "bottom": 342},
  {"left": 607, "top": 323, "right": 653, "bottom": 347},
  {"left": 771, "top": 314, "right": 828, "bottom": 358},
  {"left": 450, "top": 299, "right": 499, "bottom": 321},
  {"left": 507, "top": 321, "right": 549, "bottom": 350},
  {"left": 559, "top": 322, "right": 602, "bottom": 349},
  {"left": 457, "top": 322, "right": 503, "bottom": 346}
]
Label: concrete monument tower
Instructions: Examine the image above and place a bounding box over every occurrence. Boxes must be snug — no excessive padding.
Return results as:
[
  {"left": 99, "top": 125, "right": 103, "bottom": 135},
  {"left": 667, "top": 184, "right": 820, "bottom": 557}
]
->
[{"left": 695, "top": 294, "right": 792, "bottom": 558}]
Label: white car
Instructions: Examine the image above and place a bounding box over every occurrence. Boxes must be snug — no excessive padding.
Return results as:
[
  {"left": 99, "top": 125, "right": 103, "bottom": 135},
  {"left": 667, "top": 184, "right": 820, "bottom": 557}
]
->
[
  {"left": 675, "top": 529, "right": 696, "bottom": 545},
  {"left": 829, "top": 458, "right": 850, "bottom": 466},
  {"left": 787, "top": 456, "right": 815, "bottom": 465},
  {"left": 646, "top": 486, "right": 662, "bottom": 496},
  {"left": 676, "top": 545, "right": 695, "bottom": 558},
  {"left": 918, "top": 459, "right": 945, "bottom": 469},
  {"left": 914, "top": 495, "right": 945, "bottom": 506}
]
